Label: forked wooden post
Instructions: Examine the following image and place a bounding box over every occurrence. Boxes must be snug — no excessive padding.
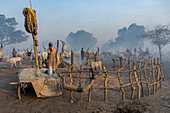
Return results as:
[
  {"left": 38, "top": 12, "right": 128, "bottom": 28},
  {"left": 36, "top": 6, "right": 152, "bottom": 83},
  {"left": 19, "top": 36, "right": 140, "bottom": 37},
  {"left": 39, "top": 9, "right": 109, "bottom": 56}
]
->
[
  {"left": 128, "top": 58, "right": 135, "bottom": 99},
  {"left": 139, "top": 58, "right": 145, "bottom": 97},
  {"left": 151, "top": 59, "right": 156, "bottom": 94},
  {"left": 133, "top": 60, "right": 141, "bottom": 99},
  {"left": 117, "top": 71, "right": 125, "bottom": 100},
  {"left": 69, "top": 67, "right": 73, "bottom": 100},
  {"left": 103, "top": 67, "right": 108, "bottom": 102},
  {"left": 88, "top": 71, "right": 92, "bottom": 102},
  {"left": 87, "top": 52, "right": 92, "bottom": 102},
  {"left": 143, "top": 59, "right": 150, "bottom": 96},
  {"left": 79, "top": 64, "right": 82, "bottom": 101},
  {"left": 157, "top": 58, "right": 160, "bottom": 90},
  {"left": 71, "top": 50, "right": 74, "bottom": 71},
  {"left": 148, "top": 57, "right": 152, "bottom": 82},
  {"left": 160, "top": 59, "right": 163, "bottom": 88}
]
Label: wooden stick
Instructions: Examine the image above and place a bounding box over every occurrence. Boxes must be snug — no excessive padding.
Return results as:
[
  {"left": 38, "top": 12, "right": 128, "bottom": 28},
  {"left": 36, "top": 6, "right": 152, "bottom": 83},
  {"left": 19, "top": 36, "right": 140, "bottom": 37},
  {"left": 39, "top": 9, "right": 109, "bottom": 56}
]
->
[
  {"left": 88, "top": 71, "right": 92, "bottom": 102},
  {"left": 17, "top": 82, "right": 21, "bottom": 100},
  {"left": 32, "top": 34, "right": 39, "bottom": 69},
  {"left": 80, "top": 64, "right": 82, "bottom": 101},
  {"left": 128, "top": 58, "right": 135, "bottom": 99},
  {"left": 160, "top": 60, "right": 163, "bottom": 88},
  {"left": 69, "top": 68, "right": 73, "bottom": 100},
  {"left": 117, "top": 71, "right": 125, "bottom": 100},
  {"left": 157, "top": 58, "right": 160, "bottom": 90},
  {"left": 151, "top": 59, "right": 156, "bottom": 94},
  {"left": 143, "top": 59, "right": 150, "bottom": 96},
  {"left": 56, "top": 40, "right": 59, "bottom": 53},
  {"left": 139, "top": 58, "right": 145, "bottom": 97},
  {"left": 103, "top": 67, "right": 108, "bottom": 102},
  {"left": 133, "top": 60, "right": 141, "bottom": 99},
  {"left": 148, "top": 57, "right": 152, "bottom": 82},
  {"left": 79, "top": 52, "right": 81, "bottom": 65},
  {"left": 71, "top": 50, "right": 74, "bottom": 71}
]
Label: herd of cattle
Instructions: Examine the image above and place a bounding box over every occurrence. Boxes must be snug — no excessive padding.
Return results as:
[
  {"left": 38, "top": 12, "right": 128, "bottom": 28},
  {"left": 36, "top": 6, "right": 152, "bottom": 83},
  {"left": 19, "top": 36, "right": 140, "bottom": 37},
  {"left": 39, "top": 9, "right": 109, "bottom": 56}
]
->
[{"left": 0, "top": 41, "right": 150, "bottom": 70}]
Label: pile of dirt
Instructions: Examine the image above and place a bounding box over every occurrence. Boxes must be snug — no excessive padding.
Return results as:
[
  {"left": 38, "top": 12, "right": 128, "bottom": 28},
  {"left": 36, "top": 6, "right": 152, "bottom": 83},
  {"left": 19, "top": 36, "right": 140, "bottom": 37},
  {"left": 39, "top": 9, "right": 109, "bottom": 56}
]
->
[
  {"left": 114, "top": 101, "right": 153, "bottom": 113},
  {"left": 58, "top": 61, "right": 70, "bottom": 68}
]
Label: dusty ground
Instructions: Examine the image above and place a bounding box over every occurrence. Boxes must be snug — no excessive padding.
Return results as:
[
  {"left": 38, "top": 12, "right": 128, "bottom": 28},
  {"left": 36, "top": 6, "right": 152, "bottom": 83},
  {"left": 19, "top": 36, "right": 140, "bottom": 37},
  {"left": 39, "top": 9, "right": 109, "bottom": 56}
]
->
[{"left": 0, "top": 59, "right": 169, "bottom": 113}]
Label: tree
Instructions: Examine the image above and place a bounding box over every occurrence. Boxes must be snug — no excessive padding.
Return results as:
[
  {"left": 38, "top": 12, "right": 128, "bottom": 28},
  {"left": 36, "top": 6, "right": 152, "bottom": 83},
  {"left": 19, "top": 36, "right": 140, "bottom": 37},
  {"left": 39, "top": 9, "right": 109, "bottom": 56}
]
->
[
  {"left": 142, "top": 25, "right": 170, "bottom": 61},
  {"left": 66, "top": 30, "right": 97, "bottom": 51},
  {"left": 102, "top": 23, "right": 145, "bottom": 51},
  {"left": 0, "top": 14, "right": 28, "bottom": 45}
]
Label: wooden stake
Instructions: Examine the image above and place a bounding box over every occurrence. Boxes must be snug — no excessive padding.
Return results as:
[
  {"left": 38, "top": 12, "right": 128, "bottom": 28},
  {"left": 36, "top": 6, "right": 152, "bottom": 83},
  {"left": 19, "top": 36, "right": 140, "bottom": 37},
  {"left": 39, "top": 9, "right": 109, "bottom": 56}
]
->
[
  {"left": 151, "top": 59, "right": 156, "bottom": 94},
  {"left": 139, "top": 58, "right": 145, "bottom": 97},
  {"left": 80, "top": 64, "right": 82, "bottom": 101},
  {"left": 117, "top": 71, "right": 125, "bottom": 100},
  {"left": 103, "top": 67, "right": 108, "bottom": 102},
  {"left": 56, "top": 40, "right": 59, "bottom": 53},
  {"left": 159, "top": 59, "right": 163, "bottom": 88},
  {"left": 143, "top": 59, "right": 150, "bottom": 96},
  {"left": 71, "top": 50, "right": 74, "bottom": 71},
  {"left": 32, "top": 34, "right": 39, "bottom": 69},
  {"left": 128, "top": 58, "right": 135, "bottom": 99},
  {"left": 157, "top": 58, "right": 160, "bottom": 90},
  {"left": 133, "top": 61, "right": 141, "bottom": 99}
]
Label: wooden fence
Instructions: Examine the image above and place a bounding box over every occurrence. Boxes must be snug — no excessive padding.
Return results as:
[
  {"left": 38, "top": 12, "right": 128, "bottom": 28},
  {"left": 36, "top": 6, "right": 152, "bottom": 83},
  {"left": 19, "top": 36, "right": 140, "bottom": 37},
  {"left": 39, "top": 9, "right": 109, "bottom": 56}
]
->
[{"left": 60, "top": 51, "right": 164, "bottom": 102}]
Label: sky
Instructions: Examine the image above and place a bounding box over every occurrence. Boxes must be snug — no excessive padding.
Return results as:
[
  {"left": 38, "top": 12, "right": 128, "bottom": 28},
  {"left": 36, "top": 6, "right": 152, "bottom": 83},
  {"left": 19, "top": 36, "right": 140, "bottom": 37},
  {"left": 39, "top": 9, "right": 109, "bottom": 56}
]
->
[{"left": 0, "top": 0, "right": 170, "bottom": 53}]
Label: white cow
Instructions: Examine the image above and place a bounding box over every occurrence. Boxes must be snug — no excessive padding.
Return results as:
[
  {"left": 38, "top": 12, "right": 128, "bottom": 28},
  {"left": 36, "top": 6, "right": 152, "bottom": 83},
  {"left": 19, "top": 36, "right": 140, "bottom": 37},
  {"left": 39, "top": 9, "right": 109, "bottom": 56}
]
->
[
  {"left": 6, "top": 57, "right": 22, "bottom": 69},
  {"left": 86, "top": 61, "right": 102, "bottom": 70}
]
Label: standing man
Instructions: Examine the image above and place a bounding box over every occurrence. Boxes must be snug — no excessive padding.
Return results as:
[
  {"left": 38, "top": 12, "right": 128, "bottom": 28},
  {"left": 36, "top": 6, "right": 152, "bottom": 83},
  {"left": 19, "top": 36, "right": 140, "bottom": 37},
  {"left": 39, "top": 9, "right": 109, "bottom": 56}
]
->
[
  {"left": 47, "top": 42, "right": 56, "bottom": 70},
  {"left": 12, "top": 48, "right": 17, "bottom": 58}
]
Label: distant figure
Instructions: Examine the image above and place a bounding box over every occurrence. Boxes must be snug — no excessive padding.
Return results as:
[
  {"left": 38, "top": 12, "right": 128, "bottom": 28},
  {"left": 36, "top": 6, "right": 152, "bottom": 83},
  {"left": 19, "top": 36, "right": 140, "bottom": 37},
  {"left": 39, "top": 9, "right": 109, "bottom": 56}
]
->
[
  {"left": 81, "top": 48, "right": 86, "bottom": 60},
  {"left": 47, "top": 42, "right": 56, "bottom": 70},
  {"left": 125, "top": 48, "right": 129, "bottom": 52},
  {"left": 139, "top": 47, "right": 143, "bottom": 52},
  {"left": 134, "top": 48, "right": 137, "bottom": 53},
  {"left": 12, "top": 48, "right": 17, "bottom": 58}
]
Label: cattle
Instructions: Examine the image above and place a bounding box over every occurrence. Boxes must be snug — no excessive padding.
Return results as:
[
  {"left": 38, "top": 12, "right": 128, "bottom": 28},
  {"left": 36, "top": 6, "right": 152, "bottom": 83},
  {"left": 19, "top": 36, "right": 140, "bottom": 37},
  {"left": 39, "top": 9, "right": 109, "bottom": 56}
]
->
[
  {"left": 86, "top": 61, "right": 102, "bottom": 70},
  {"left": 6, "top": 57, "right": 22, "bottom": 69}
]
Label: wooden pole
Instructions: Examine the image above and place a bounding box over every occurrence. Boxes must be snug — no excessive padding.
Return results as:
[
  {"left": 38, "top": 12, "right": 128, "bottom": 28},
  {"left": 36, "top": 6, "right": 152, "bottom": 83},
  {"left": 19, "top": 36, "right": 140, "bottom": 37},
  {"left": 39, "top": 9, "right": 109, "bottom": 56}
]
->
[
  {"left": 29, "top": 0, "right": 32, "bottom": 9},
  {"left": 103, "top": 67, "right": 108, "bottom": 102},
  {"left": 139, "top": 58, "right": 145, "bottom": 97},
  {"left": 71, "top": 50, "right": 74, "bottom": 71},
  {"left": 157, "top": 58, "right": 160, "bottom": 90},
  {"left": 128, "top": 58, "right": 135, "bottom": 99},
  {"left": 80, "top": 64, "right": 82, "bottom": 101},
  {"left": 151, "top": 59, "right": 155, "bottom": 94},
  {"left": 117, "top": 71, "right": 125, "bottom": 100},
  {"left": 148, "top": 57, "right": 152, "bottom": 82},
  {"left": 56, "top": 40, "right": 59, "bottom": 53},
  {"left": 32, "top": 34, "right": 39, "bottom": 69},
  {"left": 88, "top": 72, "right": 92, "bottom": 102},
  {"left": 69, "top": 68, "right": 73, "bottom": 100},
  {"left": 133, "top": 60, "right": 141, "bottom": 99},
  {"left": 160, "top": 59, "right": 163, "bottom": 88},
  {"left": 143, "top": 59, "right": 150, "bottom": 96}
]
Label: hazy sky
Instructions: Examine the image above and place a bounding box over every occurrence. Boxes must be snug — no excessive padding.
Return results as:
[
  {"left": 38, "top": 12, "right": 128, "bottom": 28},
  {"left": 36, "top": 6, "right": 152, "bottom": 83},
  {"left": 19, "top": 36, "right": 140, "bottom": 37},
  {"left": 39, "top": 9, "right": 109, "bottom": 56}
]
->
[{"left": 0, "top": 0, "right": 170, "bottom": 50}]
